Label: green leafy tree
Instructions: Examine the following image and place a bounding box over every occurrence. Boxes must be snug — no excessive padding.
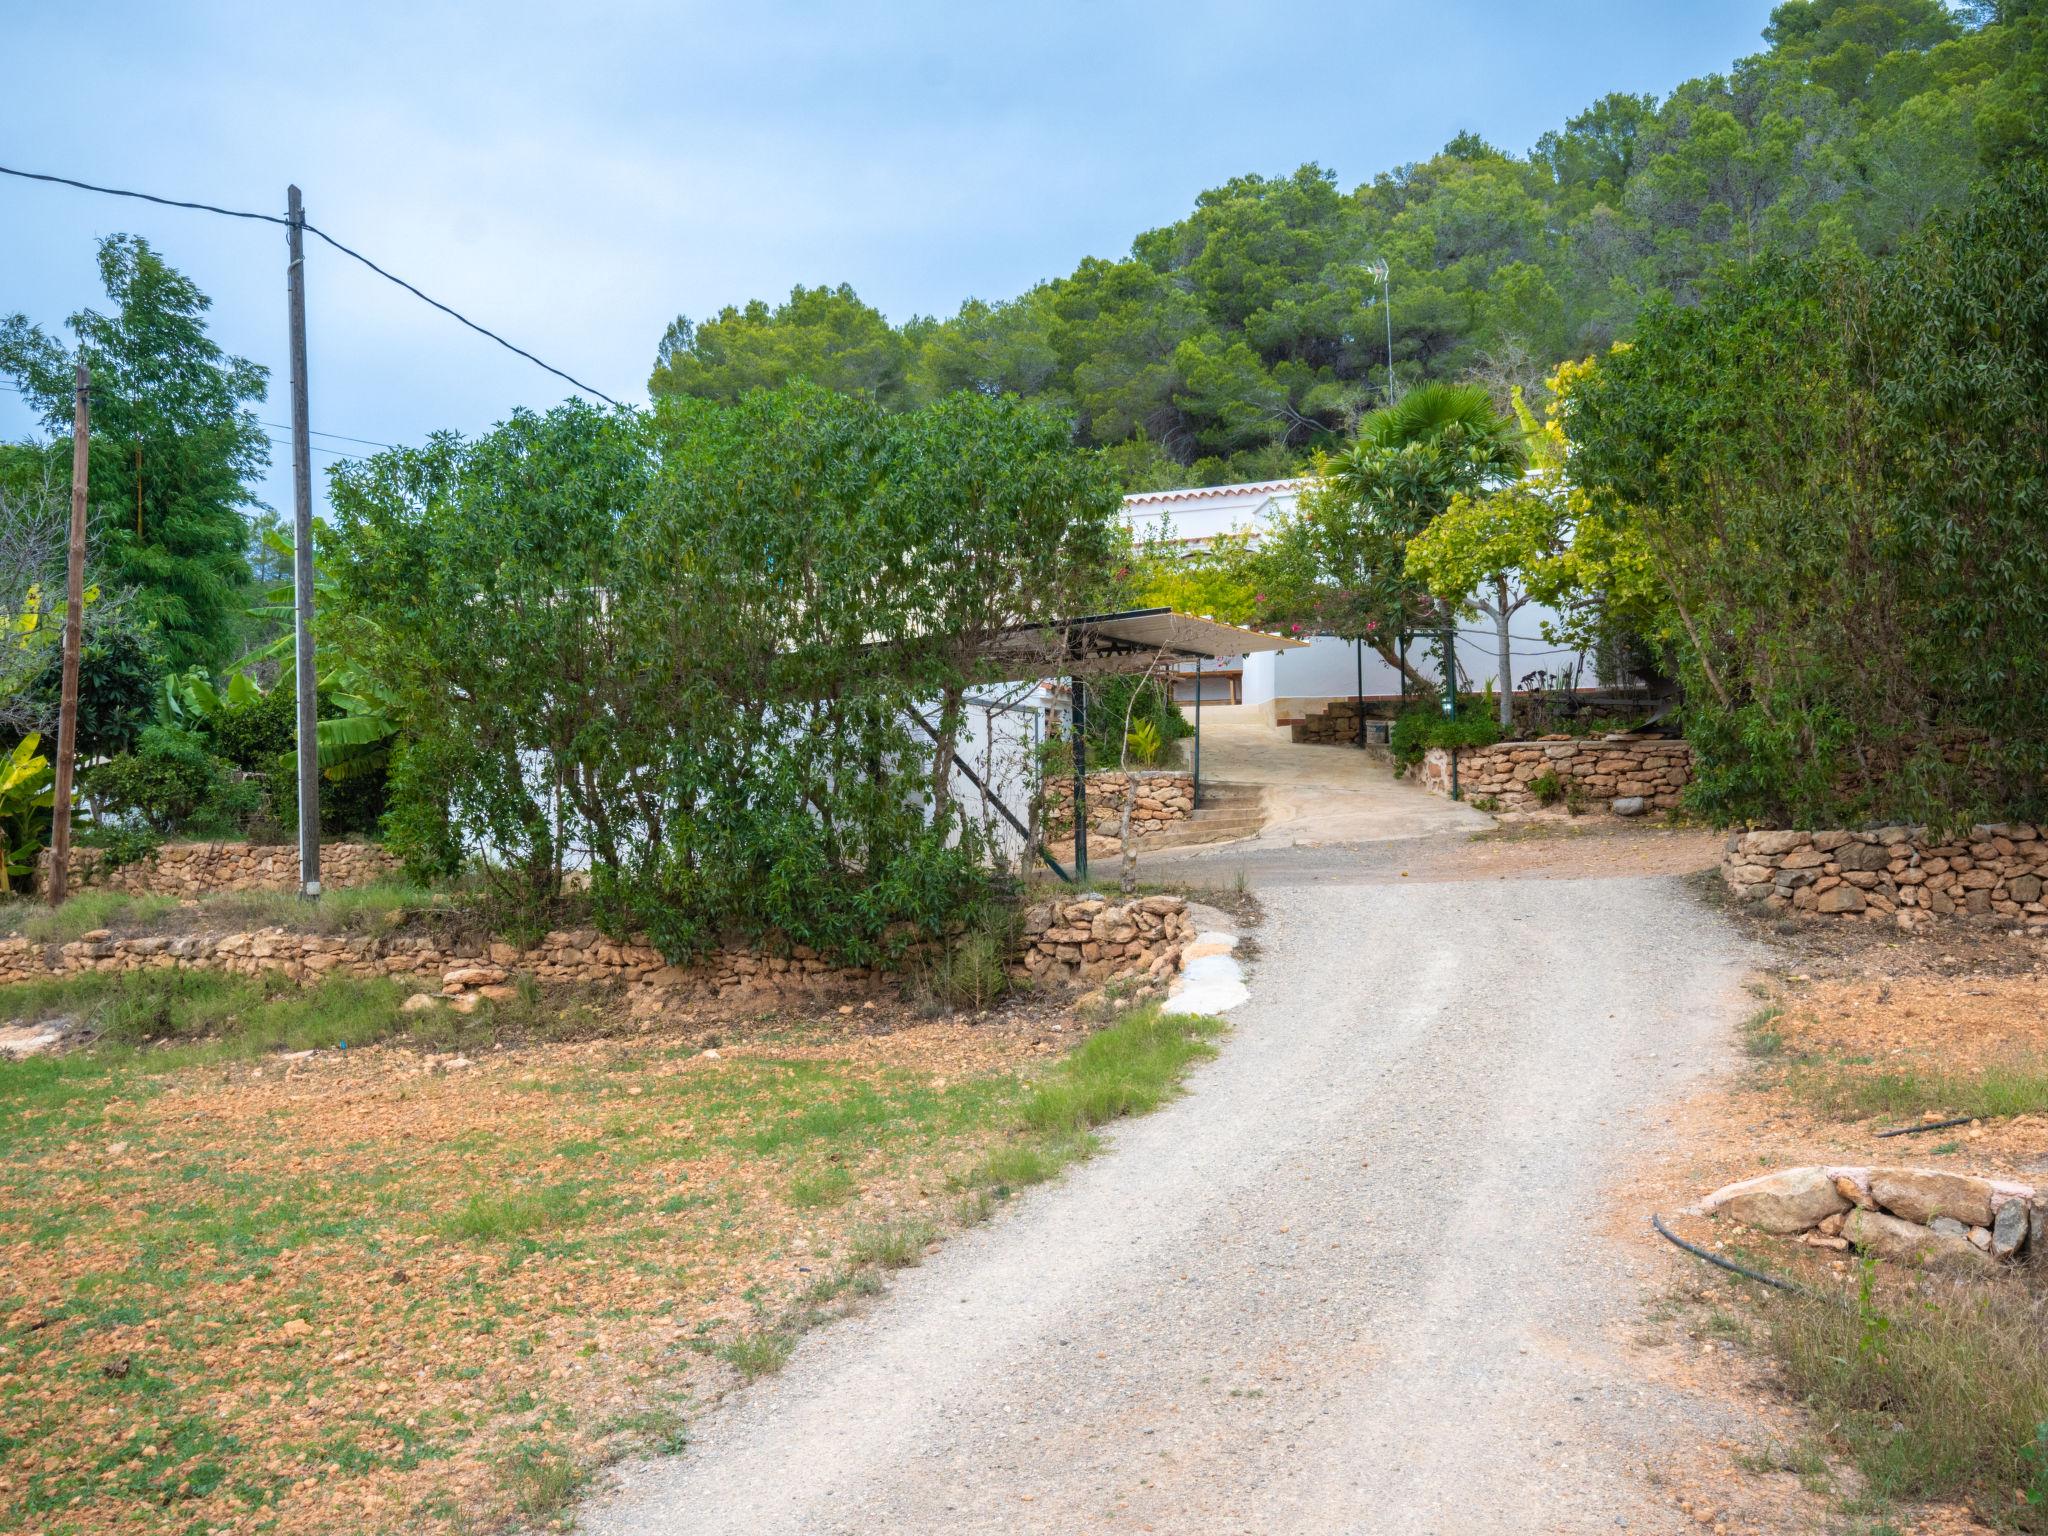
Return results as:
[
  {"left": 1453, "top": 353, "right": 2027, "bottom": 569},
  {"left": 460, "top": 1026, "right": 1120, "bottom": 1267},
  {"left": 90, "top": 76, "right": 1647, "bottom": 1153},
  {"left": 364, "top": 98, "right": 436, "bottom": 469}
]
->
[
  {"left": 649, "top": 284, "right": 913, "bottom": 406},
  {"left": 0, "top": 235, "right": 267, "bottom": 671},
  {"left": 641, "top": 3, "right": 2044, "bottom": 490},
  {"left": 1566, "top": 163, "right": 2048, "bottom": 826},
  {"left": 1281, "top": 384, "right": 1525, "bottom": 692}
]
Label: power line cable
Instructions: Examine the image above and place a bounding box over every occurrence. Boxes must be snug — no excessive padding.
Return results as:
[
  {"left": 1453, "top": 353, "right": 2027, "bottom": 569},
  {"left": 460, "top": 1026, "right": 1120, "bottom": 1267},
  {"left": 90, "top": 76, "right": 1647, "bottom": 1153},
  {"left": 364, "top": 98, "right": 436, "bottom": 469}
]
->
[
  {"left": 1, "top": 162, "right": 624, "bottom": 409},
  {"left": 8, "top": 384, "right": 385, "bottom": 454},
  {"left": 257, "top": 419, "right": 393, "bottom": 450},
  {"left": 0, "top": 162, "right": 288, "bottom": 225},
  {"left": 300, "top": 222, "right": 621, "bottom": 407}
]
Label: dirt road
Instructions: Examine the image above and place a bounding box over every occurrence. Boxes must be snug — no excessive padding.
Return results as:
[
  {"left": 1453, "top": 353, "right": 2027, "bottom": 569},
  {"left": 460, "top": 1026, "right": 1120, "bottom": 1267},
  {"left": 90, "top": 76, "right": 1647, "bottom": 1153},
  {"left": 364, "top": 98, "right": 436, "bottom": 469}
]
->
[{"left": 585, "top": 833, "right": 1756, "bottom": 1535}]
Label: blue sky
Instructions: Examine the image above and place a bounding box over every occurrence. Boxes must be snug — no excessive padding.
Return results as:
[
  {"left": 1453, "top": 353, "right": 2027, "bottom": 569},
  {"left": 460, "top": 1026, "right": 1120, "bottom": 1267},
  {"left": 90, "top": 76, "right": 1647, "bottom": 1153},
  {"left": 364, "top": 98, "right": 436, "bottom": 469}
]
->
[{"left": 2, "top": 1, "right": 1778, "bottom": 518}]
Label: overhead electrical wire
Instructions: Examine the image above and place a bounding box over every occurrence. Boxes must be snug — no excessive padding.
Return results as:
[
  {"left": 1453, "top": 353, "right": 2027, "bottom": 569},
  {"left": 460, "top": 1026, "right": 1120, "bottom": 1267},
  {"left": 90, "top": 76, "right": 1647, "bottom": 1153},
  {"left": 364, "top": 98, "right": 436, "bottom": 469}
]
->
[
  {"left": 0, "top": 163, "right": 286, "bottom": 225},
  {"left": 6, "top": 383, "right": 386, "bottom": 456},
  {"left": 298, "top": 223, "right": 621, "bottom": 406},
  {"left": 0, "top": 161, "right": 622, "bottom": 409}
]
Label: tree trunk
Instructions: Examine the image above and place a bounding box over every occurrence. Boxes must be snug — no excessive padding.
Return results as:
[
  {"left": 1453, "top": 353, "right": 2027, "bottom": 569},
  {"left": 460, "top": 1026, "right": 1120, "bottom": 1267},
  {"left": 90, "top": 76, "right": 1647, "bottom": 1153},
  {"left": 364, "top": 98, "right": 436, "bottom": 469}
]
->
[
  {"left": 930, "top": 685, "right": 964, "bottom": 830},
  {"left": 1370, "top": 637, "right": 1437, "bottom": 699}
]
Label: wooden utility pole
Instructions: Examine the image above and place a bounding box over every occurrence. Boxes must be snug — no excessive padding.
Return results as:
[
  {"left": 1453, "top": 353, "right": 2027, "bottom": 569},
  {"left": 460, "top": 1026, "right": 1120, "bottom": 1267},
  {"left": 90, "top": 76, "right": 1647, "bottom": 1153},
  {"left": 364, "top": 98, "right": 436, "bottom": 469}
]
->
[
  {"left": 285, "top": 185, "right": 321, "bottom": 898},
  {"left": 47, "top": 360, "right": 90, "bottom": 906}
]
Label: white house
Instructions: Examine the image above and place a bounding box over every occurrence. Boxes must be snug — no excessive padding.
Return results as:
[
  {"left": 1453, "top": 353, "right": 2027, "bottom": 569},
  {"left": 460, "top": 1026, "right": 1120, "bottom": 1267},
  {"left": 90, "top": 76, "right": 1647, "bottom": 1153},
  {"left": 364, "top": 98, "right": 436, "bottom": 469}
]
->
[{"left": 1121, "top": 478, "right": 1600, "bottom": 725}]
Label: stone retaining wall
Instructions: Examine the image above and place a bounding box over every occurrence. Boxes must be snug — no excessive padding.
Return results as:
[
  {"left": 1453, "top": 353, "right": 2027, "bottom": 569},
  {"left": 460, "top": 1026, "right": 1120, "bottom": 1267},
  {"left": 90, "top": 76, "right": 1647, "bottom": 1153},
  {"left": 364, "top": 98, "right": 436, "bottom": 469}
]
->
[
  {"left": 1043, "top": 772, "right": 1193, "bottom": 840},
  {"left": 1721, "top": 823, "right": 2047, "bottom": 928},
  {"left": 39, "top": 841, "right": 402, "bottom": 897},
  {"left": 1017, "top": 895, "right": 1194, "bottom": 987},
  {"left": 1703, "top": 1165, "right": 2041, "bottom": 1272},
  {"left": 1290, "top": 691, "right": 1656, "bottom": 746},
  {"left": 0, "top": 897, "right": 1195, "bottom": 1004},
  {"left": 1415, "top": 738, "right": 1691, "bottom": 815}
]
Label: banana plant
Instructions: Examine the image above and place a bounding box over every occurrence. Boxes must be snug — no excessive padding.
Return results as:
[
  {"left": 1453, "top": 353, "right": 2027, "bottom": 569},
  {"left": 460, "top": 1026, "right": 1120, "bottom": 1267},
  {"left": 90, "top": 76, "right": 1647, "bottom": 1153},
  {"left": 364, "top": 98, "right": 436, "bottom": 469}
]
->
[
  {"left": 231, "top": 528, "right": 400, "bottom": 782},
  {"left": 159, "top": 667, "right": 262, "bottom": 728},
  {"left": 0, "top": 733, "right": 55, "bottom": 894}
]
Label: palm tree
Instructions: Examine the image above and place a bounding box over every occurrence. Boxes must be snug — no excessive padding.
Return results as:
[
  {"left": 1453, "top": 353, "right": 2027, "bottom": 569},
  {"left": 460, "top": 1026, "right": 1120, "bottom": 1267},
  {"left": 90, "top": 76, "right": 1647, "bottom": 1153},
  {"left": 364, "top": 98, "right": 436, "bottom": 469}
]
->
[{"left": 1297, "top": 383, "right": 1526, "bottom": 702}]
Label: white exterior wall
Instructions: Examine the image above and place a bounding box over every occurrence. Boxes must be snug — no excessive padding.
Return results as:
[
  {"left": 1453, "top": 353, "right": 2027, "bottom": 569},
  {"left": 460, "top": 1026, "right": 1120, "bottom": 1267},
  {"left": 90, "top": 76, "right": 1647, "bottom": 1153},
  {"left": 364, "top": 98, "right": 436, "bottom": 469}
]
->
[
  {"left": 1124, "top": 479, "right": 1597, "bottom": 717},
  {"left": 945, "top": 685, "right": 1052, "bottom": 871}
]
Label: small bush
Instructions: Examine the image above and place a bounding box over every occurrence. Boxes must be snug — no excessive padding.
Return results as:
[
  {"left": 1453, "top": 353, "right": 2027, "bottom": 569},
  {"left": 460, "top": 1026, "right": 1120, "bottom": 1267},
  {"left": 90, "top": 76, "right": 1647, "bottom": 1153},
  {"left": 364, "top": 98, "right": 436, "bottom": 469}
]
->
[
  {"left": 82, "top": 823, "right": 164, "bottom": 871},
  {"left": 918, "top": 906, "right": 1016, "bottom": 1010},
  {"left": 1529, "top": 769, "right": 1564, "bottom": 807},
  {"left": 846, "top": 1219, "right": 938, "bottom": 1270},
  {"left": 1389, "top": 700, "right": 1502, "bottom": 772},
  {"left": 86, "top": 725, "right": 241, "bottom": 834}
]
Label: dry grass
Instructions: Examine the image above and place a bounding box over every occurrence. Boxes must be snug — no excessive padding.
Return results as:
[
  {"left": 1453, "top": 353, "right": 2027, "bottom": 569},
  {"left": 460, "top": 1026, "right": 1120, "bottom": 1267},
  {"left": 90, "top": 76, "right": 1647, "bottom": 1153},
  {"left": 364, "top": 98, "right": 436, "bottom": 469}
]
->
[{"left": 1766, "top": 1271, "right": 2048, "bottom": 1526}]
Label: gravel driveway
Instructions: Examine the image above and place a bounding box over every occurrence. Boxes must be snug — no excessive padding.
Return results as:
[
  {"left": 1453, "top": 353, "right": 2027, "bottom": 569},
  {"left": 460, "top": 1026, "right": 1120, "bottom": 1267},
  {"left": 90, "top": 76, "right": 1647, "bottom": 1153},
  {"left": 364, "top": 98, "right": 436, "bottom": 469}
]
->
[{"left": 585, "top": 843, "right": 1753, "bottom": 1534}]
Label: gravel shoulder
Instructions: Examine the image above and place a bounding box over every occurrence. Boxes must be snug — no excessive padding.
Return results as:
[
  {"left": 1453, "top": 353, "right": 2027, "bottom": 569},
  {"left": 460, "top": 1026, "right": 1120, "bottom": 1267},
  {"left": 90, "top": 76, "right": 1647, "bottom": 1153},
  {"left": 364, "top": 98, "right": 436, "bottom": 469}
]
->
[{"left": 584, "top": 843, "right": 1760, "bottom": 1535}]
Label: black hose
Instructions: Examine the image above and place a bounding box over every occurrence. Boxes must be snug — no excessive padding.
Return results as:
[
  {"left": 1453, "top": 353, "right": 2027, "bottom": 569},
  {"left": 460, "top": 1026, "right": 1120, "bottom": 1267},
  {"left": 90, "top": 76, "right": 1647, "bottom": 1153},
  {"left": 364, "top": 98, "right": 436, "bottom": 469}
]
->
[
  {"left": 1650, "top": 1212, "right": 1810, "bottom": 1295},
  {"left": 1875, "top": 1115, "right": 1974, "bottom": 1139}
]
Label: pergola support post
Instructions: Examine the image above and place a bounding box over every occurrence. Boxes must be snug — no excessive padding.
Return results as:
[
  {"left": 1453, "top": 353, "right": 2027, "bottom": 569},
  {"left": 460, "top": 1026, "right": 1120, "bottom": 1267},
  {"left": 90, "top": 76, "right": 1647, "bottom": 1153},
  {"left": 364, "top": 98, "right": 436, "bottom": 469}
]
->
[
  {"left": 1071, "top": 676, "right": 1089, "bottom": 884},
  {"left": 1192, "top": 659, "right": 1202, "bottom": 809}
]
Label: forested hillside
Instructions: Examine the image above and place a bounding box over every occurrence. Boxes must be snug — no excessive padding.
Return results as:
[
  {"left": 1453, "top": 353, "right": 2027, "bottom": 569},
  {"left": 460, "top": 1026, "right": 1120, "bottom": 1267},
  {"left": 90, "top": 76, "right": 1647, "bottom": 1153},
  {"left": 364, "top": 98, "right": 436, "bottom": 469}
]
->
[{"left": 648, "top": 0, "right": 2046, "bottom": 487}]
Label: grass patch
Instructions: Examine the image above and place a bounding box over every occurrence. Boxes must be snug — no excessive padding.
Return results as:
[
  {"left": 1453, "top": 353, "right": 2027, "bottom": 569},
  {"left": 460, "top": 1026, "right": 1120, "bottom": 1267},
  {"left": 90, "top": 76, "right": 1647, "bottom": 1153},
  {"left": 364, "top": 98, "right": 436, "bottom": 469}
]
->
[
  {"left": 972, "top": 1141, "right": 1063, "bottom": 1191},
  {"left": 0, "top": 969, "right": 422, "bottom": 1110},
  {"left": 785, "top": 1166, "right": 858, "bottom": 1209},
  {"left": 1792, "top": 1053, "right": 2048, "bottom": 1123},
  {"left": 846, "top": 1219, "right": 938, "bottom": 1270},
  {"left": 499, "top": 1442, "right": 586, "bottom": 1522},
  {"left": 1019, "top": 1002, "right": 1223, "bottom": 1133},
  {"left": 3, "top": 889, "right": 180, "bottom": 943},
  {"left": 1742, "top": 1006, "right": 1786, "bottom": 1058},
  {"left": 1766, "top": 1273, "right": 2048, "bottom": 1527},
  {"left": 714, "top": 1328, "right": 795, "bottom": 1380},
  {"left": 0, "top": 878, "right": 440, "bottom": 942},
  {"left": 439, "top": 1186, "right": 589, "bottom": 1241}
]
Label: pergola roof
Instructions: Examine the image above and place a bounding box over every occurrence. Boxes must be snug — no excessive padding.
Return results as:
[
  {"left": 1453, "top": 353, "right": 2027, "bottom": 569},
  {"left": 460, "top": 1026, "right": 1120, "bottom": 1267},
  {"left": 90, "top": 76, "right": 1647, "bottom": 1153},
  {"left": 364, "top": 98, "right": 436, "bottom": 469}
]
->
[{"left": 978, "top": 606, "right": 1306, "bottom": 681}]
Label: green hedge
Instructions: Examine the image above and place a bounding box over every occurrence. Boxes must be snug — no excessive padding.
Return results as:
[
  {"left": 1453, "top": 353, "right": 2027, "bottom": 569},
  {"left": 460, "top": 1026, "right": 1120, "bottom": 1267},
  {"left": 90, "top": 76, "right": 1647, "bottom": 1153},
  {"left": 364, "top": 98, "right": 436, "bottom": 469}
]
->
[{"left": 1389, "top": 700, "right": 1502, "bottom": 772}]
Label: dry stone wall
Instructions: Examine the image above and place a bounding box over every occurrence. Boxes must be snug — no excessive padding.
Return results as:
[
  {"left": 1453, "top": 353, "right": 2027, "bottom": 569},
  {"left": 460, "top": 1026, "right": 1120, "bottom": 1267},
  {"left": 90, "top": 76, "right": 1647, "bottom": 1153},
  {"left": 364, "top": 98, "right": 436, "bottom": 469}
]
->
[
  {"left": 1290, "top": 690, "right": 1654, "bottom": 746},
  {"left": 1017, "top": 895, "right": 1195, "bottom": 988},
  {"left": 1042, "top": 772, "right": 1193, "bottom": 841},
  {"left": 1702, "top": 1165, "right": 2042, "bottom": 1272},
  {"left": 1720, "top": 823, "right": 2047, "bottom": 928},
  {"left": 1415, "top": 738, "right": 1692, "bottom": 815},
  {"left": 0, "top": 897, "right": 1195, "bottom": 1004},
  {"left": 39, "top": 841, "right": 401, "bottom": 897},
  {"left": 1288, "top": 702, "right": 1387, "bottom": 745}
]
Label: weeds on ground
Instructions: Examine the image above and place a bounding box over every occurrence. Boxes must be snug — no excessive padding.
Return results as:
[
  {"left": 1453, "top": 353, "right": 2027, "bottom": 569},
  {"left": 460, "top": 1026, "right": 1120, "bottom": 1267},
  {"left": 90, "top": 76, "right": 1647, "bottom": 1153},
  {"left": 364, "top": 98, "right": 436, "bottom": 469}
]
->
[
  {"left": 499, "top": 1442, "right": 586, "bottom": 1524},
  {"left": 914, "top": 906, "right": 1019, "bottom": 1011},
  {"left": 1766, "top": 1271, "right": 2048, "bottom": 1529},
  {"left": 4, "top": 889, "right": 179, "bottom": 943},
  {"left": 440, "top": 1185, "right": 591, "bottom": 1241},
  {"left": 714, "top": 1329, "right": 795, "bottom": 1380},
  {"left": 0, "top": 879, "right": 441, "bottom": 942},
  {"left": 1742, "top": 1006, "right": 1787, "bottom": 1058},
  {"left": 1789, "top": 1053, "right": 2048, "bottom": 1123},
  {"left": 1019, "top": 1003, "right": 1224, "bottom": 1133},
  {"left": 846, "top": 1218, "right": 939, "bottom": 1269},
  {"left": 785, "top": 1166, "right": 858, "bottom": 1209}
]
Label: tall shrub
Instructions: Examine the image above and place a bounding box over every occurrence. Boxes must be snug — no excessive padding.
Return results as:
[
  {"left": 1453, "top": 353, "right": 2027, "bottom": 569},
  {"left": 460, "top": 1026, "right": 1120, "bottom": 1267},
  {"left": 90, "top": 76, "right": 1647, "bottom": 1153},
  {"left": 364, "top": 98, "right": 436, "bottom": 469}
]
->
[
  {"left": 328, "top": 386, "right": 1121, "bottom": 963},
  {"left": 1566, "top": 164, "right": 2048, "bottom": 827}
]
